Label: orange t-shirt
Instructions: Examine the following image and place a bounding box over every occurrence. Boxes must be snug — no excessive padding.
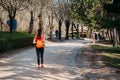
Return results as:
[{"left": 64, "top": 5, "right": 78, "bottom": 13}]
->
[{"left": 34, "top": 35, "right": 44, "bottom": 42}]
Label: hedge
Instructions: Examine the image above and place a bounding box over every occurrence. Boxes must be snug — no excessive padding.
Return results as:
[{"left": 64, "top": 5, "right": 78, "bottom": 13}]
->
[{"left": 0, "top": 31, "right": 35, "bottom": 52}]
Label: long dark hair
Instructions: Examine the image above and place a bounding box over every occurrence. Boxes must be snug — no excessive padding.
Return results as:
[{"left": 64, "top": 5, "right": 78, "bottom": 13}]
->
[{"left": 37, "top": 28, "right": 42, "bottom": 39}]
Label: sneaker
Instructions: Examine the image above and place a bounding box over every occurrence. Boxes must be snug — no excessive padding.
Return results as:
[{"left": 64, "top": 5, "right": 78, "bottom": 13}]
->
[
  {"left": 41, "top": 64, "right": 44, "bottom": 68},
  {"left": 38, "top": 65, "right": 40, "bottom": 69}
]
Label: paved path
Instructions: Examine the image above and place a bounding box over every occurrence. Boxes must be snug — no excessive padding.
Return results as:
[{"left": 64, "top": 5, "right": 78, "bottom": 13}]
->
[{"left": 0, "top": 39, "right": 91, "bottom": 80}]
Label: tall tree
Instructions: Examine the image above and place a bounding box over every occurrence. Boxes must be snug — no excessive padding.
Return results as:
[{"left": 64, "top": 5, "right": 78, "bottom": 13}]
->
[
  {"left": 28, "top": 0, "right": 51, "bottom": 33},
  {"left": 51, "top": 0, "right": 65, "bottom": 40},
  {"left": 70, "top": 0, "right": 104, "bottom": 38},
  {"left": 0, "top": 0, "right": 29, "bottom": 33},
  {"left": 62, "top": 0, "right": 71, "bottom": 39},
  {"left": 49, "top": 0, "right": 71, "bottom": 40},
  {"left": 103, "top": 0, "right": 120, "bottom": 47},
  {"left": 0, "top": 6, "right": 3, "bottom": 31}
]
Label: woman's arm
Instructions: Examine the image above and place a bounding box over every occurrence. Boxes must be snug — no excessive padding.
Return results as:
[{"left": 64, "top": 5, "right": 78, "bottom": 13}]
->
[{"left": 33, "top": 36, "right": 36, "bottom": 44}]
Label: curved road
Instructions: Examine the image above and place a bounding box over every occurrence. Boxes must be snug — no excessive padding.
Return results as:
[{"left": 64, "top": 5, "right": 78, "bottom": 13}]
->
[{"left": 0, "top": 39, "right": 91, "bottom": 80}]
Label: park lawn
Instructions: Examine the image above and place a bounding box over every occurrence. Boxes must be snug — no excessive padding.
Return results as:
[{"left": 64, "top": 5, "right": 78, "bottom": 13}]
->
[{"left": 92, "top": 45, "right": 120, "bottom": 69}]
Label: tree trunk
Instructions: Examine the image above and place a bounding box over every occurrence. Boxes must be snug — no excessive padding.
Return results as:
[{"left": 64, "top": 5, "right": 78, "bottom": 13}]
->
[
  {"left": 9, "top": 10, "right": 16, "bottom": 33},
  {"left": 9, "top": 18, "right": 14, "bottom": 33},
  {"left": 113, "top": 27, "right": 118, "bottom": 47},
  {"left": 108, "top": 29, "right": 111, "bottom": 41},
  {"left": 58, "top": 20, "right": 62, "bottom": 40},
  {"left": 118, "top": 30, "right": 120, "bottom": 44},
  {"left": 0, "top": 18, "right": 3, "bottom": 31},
  {"left": 71, "top": 22, "right": 74, "bottom": 39},
  {"left": 86, "top": 28, "right": 90, "bottom": 38},
  {"left": 92, "top": 30, "right": 96, "bottom": 44},
  {"left": 101, "top": 30, "right": 105, "bottom": 40},
  {"left": 81, "top": 25, "right": 84, "bottom": 38},
  {"left": 29, "top": 10, "right": 34, "bottom": 33},
  {"left": 90, "top": 29, "right": 92, "bottom": 39},
  {"left": 117, "top": 30, "right": 119, "bottom": 45},
  {"left": 65, "top": 20, "right": 70, "bottom": 40},
  {"left": 77, "top": 24, "right": 79, "bottom": 39},
  {"left": 48, "top": 16, "right": 52, "bottom": 39},
  {"left": 49, "top": 14, "right": 54, "bottom": 39},
  {"left": 38, "top": 13, "right": 43, "bottom": 32},
  {"left": 110, "top": 29, "right": 113, "bottom": 42}
]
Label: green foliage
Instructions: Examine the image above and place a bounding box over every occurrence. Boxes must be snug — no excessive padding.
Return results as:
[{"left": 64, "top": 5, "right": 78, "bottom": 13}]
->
[
  {"left": 100, "top": 18, "right": 114, "bottom": 28},
  {"left": 0, "top": 31, "right": 35, "bottom": 52},
  {"left": 102, "top": 0, "right": 120, "bottom": 29},
  {"left": 103, "top": 0, "right": 120, "bottom": 14},
  {"left": 93, "top": 45, "right": 120, "bottom": 69},
  {"left": 70, "top": 0, "right": 120, "bottom": 30},
  {"left": 70, "top": 0, "right": 103, "bottom": 30}
]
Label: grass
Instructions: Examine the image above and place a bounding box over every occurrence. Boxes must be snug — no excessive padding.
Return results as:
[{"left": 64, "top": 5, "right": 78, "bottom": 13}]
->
[{"left": 92, "top": 45, "right": 120, "bottom": 69}]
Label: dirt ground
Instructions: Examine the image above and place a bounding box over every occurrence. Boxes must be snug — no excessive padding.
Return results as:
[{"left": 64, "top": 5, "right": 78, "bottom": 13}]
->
[{"left": 76, "top": 45, "right": 120, "bottom": 80}]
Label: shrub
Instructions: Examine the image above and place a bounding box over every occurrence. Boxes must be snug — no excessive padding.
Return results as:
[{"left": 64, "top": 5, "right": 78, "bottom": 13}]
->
[{"left": 0, "top": 31, "right": 35, "bottom": 52}]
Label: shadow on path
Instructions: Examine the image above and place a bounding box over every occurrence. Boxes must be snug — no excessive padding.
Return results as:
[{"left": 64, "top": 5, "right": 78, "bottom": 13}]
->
[
  {"left": 75, "top": 46, "right": 120, "bottom": 80},
  {"left": 0, "top": 40, "right": 89, "bottom": 80}
]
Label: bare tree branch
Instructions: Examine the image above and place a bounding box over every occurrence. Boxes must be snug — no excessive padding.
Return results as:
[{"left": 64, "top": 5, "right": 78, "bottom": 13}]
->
[{"left": 0, "top": 0, "right": 30, "bottom": 32}]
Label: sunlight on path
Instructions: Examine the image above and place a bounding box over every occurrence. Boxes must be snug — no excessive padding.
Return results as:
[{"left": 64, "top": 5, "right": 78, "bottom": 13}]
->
[{"left": 0, "top": 40, "right": 89, "bottom": 80}]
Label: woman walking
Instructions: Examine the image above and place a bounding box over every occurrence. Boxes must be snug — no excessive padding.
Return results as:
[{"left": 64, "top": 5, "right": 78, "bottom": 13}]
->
[{"left": 33, "top": 28, "right": 45, "bottom": 69}]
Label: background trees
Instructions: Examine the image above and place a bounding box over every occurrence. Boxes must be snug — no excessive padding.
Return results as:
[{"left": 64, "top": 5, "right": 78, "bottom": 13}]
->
[
  {"left": 0, "top": 0, "right": 120, "bottom": 46},
  {"left": 70, "top": 0, "right": 120, "bottom": 47},
  {"left": 28, "top": 0, "right": 50, "bottom": 33},
  {"left": 102, "top": 0, "right": 120, "bottom": 47},
  {"left": 70, "top": 0, "right": 103, "bottom": 38},
  {"left": 0, "top": 0, "right": 29, "bottom": 33},
  {"left": 51, "top": 0, "right": 65, "bottom": 40},
  {"left": 49, "top": 0, "right": 71, "bottom": 40}
]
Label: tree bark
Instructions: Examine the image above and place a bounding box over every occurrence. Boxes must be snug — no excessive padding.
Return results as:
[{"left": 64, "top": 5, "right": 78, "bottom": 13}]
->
[
  {"left": 29, "top": 10, "right": 34, "bottom": 33},
  {"left": 101, "top": 30, "right": 105, "bottom": 40},
  {"left": 71, "top": 22, "right": 74, "bottom": 39},
  {"left": 0, "top": 18, "right": 3, "bottom": 31},
  {"left": 110, "top": 29, "right": 113, "bottom": 42},
  {"left": 113, "top": 27, "right": 118, "bottom": 47},
  {"left": 86, "top": 28, "right": 90, "bottom": 38},
  {"left": 65, "top": 19, "right": 70, "bottom": 40},
  {"left": 9, "top": 9, "right": 16, "bottom": 33},
  {"left": 81, "top": 25, "right": 84, "bottom": 38},
  {"left": 9, "top": 18, "right": 14, "bottom": 33},
  {"left": 108, "top": 29, "right": 111, "bottom": 41},
  {"left": 58, "top": 20, "right": 62, "bottom": 40},
  {"left": 117, "top": 30, "right": 119, "bottom": 46},
  {"left": 77, "top": 24, "right": 79, "bottom": 39},
  {"left": 38, "top": 13, "right": 43, "bottom": 32}
]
